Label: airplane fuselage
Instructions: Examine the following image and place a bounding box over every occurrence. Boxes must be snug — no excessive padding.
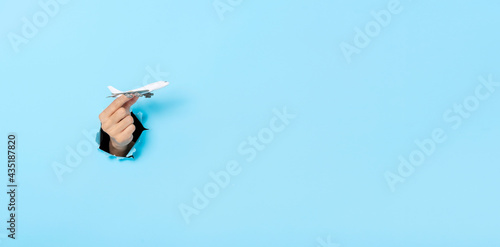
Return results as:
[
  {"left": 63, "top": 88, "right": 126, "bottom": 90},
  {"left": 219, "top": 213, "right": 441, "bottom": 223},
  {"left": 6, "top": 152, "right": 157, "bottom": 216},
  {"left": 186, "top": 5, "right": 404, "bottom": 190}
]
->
[{"left": 107, "top": 81, "right": 169, "bottom": 98}]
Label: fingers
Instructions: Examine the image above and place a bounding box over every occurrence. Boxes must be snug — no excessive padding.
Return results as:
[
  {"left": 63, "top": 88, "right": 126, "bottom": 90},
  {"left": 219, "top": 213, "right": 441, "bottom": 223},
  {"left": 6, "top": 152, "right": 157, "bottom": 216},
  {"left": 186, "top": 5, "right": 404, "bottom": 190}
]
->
[
  {"left": 112, "top": 115, "right": 135, "bottom": 135},
  {"left": 122, "top": 124, "right": 136, "bottom": 138},
  {"left": 123, "top": 96, "right": 138, "bottom": 112},
  {"left": 109, "top": 107, "right": 128, "bottom": 124},
  {"left": 112, "top": 124, "right": 136, "bottom": 145},
  {"left": 99, "top": 94, "right": 138, "bottom": 149},
  {"left": 101, "top": 107, "right": 126, "bottom": 131},
  {"left": 100, "top": 95, "right": 133, "bottom": 121}
]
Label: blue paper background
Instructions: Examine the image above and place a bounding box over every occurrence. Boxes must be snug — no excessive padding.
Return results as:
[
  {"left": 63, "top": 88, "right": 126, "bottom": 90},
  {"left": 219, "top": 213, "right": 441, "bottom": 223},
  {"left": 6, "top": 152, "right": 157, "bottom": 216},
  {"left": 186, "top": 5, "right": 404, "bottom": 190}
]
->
[{"left": 1, "top": 0, "right": 500, "bottom": 246}]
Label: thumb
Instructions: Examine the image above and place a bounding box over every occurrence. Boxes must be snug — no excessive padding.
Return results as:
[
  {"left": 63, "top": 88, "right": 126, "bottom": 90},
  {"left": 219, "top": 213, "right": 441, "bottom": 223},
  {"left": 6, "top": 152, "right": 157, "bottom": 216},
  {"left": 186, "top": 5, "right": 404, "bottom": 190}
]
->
[{"left": 123, "top": 96, "right": 138, "bottom": 112}]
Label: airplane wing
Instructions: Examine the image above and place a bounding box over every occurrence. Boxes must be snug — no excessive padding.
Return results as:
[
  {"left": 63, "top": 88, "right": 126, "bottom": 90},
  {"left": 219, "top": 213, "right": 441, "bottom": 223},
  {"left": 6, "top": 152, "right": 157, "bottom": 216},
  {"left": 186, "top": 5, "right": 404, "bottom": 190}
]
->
[{"left": 107, "top": 90, "right": 150, "bottom": 98}]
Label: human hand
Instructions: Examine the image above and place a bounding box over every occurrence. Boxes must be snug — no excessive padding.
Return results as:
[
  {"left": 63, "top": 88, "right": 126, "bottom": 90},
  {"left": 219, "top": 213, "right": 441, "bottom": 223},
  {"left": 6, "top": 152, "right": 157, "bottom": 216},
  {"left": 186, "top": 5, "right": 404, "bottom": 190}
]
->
[{"left": 99, "top": 95, "right": 139, "bottom": 157}]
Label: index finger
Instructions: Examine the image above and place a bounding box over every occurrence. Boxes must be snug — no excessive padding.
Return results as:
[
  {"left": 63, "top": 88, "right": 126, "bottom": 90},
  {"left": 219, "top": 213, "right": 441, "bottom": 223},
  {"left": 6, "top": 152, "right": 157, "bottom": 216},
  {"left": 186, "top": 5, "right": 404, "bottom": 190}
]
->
[{"left": 101, "top": 95, "right": 133, "bottom": 118}]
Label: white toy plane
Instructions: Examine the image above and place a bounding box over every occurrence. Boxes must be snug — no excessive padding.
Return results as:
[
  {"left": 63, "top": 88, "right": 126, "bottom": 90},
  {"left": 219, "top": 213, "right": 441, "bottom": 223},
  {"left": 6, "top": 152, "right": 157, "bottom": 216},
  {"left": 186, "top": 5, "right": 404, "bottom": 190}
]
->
[{"left": 107, "top": 81, "right": 169, "bottom": 98}]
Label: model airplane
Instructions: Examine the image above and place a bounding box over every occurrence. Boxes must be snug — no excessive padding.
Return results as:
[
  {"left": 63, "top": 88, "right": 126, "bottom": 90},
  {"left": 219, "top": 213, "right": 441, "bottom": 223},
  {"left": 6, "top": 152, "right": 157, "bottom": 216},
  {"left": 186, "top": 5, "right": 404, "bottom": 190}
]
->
[{"left": 107, "top": 81, "right": 169, "bottom": 98}]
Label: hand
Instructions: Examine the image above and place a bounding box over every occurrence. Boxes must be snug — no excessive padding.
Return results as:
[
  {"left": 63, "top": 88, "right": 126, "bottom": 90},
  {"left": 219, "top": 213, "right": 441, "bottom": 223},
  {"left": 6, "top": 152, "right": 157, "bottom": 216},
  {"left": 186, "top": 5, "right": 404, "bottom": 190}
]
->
[{"left": 99, "top": 95, "right": 139, "bottom": 157}]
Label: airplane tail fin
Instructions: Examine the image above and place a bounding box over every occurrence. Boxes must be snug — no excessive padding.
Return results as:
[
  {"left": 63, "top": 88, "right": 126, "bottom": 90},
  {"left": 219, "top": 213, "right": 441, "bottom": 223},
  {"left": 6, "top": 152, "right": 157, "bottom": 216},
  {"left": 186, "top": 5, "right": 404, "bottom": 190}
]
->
[{"left": 108, "top": 86, "right": 121, "bottom": 94}]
